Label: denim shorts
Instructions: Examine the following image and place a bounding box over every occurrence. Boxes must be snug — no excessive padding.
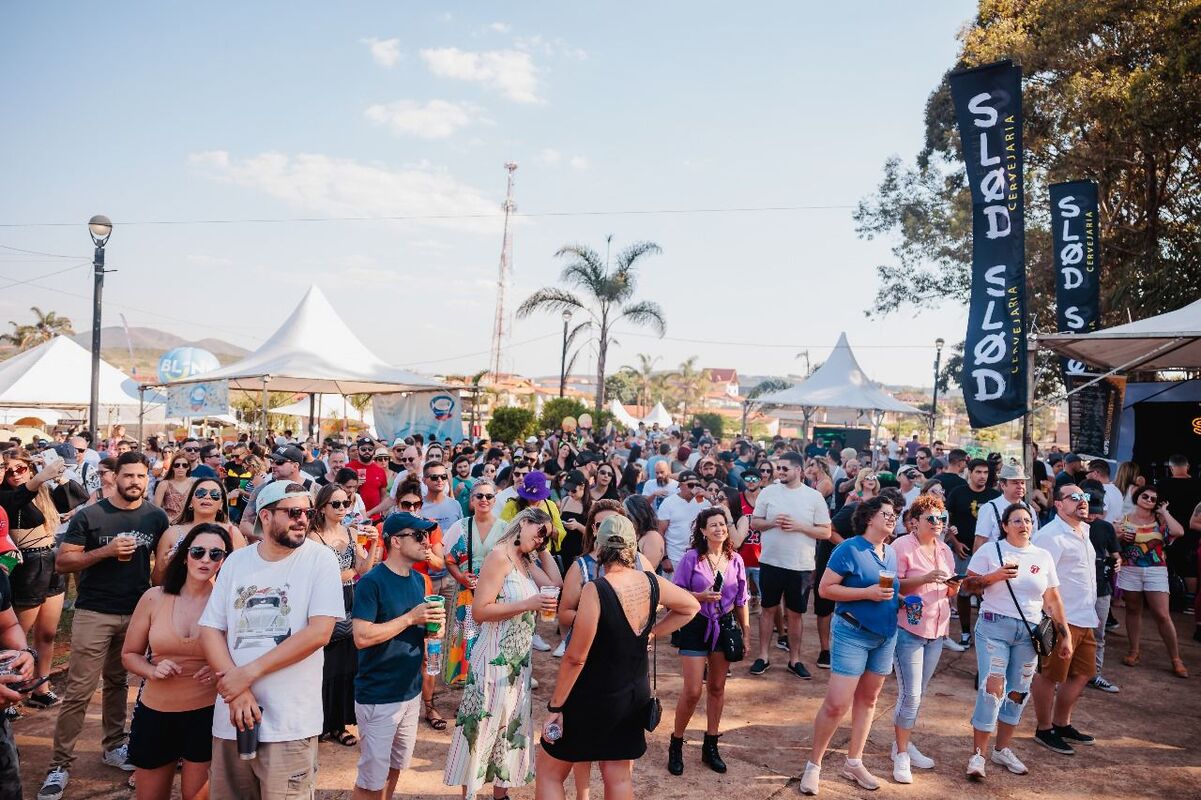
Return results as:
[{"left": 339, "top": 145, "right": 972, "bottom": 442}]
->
[{"left": 831, "top": 615, "right": 897, "bottom": 677}]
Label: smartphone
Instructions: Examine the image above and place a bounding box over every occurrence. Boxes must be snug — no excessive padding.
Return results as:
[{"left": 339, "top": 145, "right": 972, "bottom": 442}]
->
[
  {"left": 947, "top": 573, "right": 968, "bottom": 583},
  {"left": 711, "top": 571, "right": 724, "bottom": 593}
]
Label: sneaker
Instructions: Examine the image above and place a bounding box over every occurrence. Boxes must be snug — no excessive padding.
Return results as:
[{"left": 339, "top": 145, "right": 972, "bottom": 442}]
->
[
  {"left": 816, "top": 649, "right": 831, "bottom": 669},
  {"left": 1053, "top": 724, "right": 1095, "bottom": 746},
  {"left": 799, "top": 762, "right": 821, "bottom": 795},
  {"left": 26, "top": 689, "right": 62, "bottom": 709},
  {"left": 1105, "top": 614, "right": 1120, "bottom": 631},
  {"left": 942, "top": 637, "right": 968, "bottom": 653},
  {"left": 991, "top": 746, "right": 1028, "bottom": 775},
  {"left": 531, "top": 676, "right": 539, "bottom": 689},
  {"left": 38, "top": 767, "right": 70, "bottom": 800},
  {"left": 839, "top": 759, "right": 880, "bottom": 791},
  {"left": 949, "top": 606, "right": 959, "bottom": 619},
  {"left": 748, "top": 658, "right": 770, "bottom": 676},
  {"left": 2, "top": 705, "right": 20, "bottom": 722},
  {"left": 786, "top": 661, "right": 813, "bottom": 680},
  {"left": 1034, "top": 728, "right": 1075, "bottom": 755},
  {"left": 531, "top": 633, "right": 552, "bottom": 652},
  {"left": 966, "top": 750, "right": 987, "bottom": 779},
  {"left": 958, "top": 633, "right": 972, "bottom": 648},
  {"left": 892, "top": 751, "right": 912, "bottom": 784},
  {"left": 102, "top": 743, "right": 135, "bottom": 771},
  {"left": 776, "top": 635, "right": 789, "bottom": 652},
  {"left": 551, "top": 640, "right": 566, "bottom": 658},
  {"left": 1089, "top": 675, "right": 1120, "bottom": 693},
  {"left": 892, "top": 741, "right": 934, "bottom": 769}
]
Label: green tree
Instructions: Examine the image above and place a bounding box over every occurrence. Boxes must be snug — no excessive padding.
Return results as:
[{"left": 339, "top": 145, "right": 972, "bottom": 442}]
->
[
  {"left": 855, "top": 0, "right": 1201, "bottom": 387},
  {"left": 1, "top": 306, "right": 74, "bottom": 351},
  {"left": 488, "top": 407, "right": 536, "bottom": 445},
  {"left": 539, "top": 398, "right": 589, "bottom": 432},
  {"left": 620, "top": 353, "right": 661, "bottom": 412},
  {"left": 668, "top": 356, "right": 708, "bottom": 421},
  {"left": 740, "top": 378, "right": 793, "bottom": 435},
  {"left": 603, "top": 371, "right": 640, "bottom": 406},
  {"left": 517, "top": 238, "right": 666, "bottom": 411},
  {"left": 692, "top": 412, "right": 725, "bottom": 440}
]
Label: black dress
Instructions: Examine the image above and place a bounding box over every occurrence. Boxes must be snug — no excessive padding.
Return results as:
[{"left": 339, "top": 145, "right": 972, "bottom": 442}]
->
[
  {"left": 558, "top": 509, "right": 587, "bottom": 572},
  {"left": 541, "top": 572, "right": 659, "bottom": 762},
  {"left": 320, "top": 541, "right": 358, "bottom": 734}
]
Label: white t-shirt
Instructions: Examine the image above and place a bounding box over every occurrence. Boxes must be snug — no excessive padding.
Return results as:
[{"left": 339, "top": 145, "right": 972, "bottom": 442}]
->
[
  {"left": 658, "top": 494, "right": 711, "bottom": 566},
  {"left": 1032, "top": 516, "right": 1098, "bottom": 628},
  {"left": 974, "top": 496, "right": 1040, "bottom": 545},
  {"left": 902, "top": 486, "right": 921, "bottom": 508},
  {"left": 199, "top": 539, "right": 345, "bottom": 742},
  {"left": 1101, "top": 483, "right": 1124, "bottom": 524},
  {"left": 753, "top": 482, "right": 832, "bottom": 571},
  {"left": 422, "top": 495, "right": 463, "bottom": 534},
  {"left": 641, "top": 479, "right": 678, "bottom": 506},
  {"left": 968, "top": 539, "right": 1059, "bottom": 622}
]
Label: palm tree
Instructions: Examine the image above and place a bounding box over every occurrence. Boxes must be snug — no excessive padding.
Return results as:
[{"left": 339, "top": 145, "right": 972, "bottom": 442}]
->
[
  {"left": 668, "top": 356, "right": 709, "bottom": 421},
  {"left": 620, "top": 353, "right": 660, "bottom": 413},
  {"left": 517, "top": 239, "right": 666, "bottom": 410},
  {"left": 0, "top": 306, "right": 74, "bottom": 351}
]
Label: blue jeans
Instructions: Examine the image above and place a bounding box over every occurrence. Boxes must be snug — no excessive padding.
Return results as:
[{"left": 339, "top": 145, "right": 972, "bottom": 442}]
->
[
  {"left": 971, "top": 612, "right": 1037, "bottom": 733},
  {"left": 831, "top": 615, "right": 897, "bottom": 677},
  {"left": 892, "top": 628, "right": 944, "bottom": 730}
]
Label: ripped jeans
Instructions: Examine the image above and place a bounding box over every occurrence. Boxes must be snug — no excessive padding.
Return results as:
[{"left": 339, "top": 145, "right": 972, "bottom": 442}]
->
[{"left": 971, "top": 612, "right": 1037, "bottom": 733}]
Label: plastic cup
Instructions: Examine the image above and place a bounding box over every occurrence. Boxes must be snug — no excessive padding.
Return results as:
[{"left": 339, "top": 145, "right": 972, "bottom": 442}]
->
[
  {"left": 877, "top": 571, "right": 896, "bottom": 590},
  {"left": 539, "top": 585, "right": 560, "bottom": 622},
  {"left": 424, "top": 595, "right": 445, "bottom": 635},
  {"left": 116, "top": 533, "right": 136, "bottom": 562}
]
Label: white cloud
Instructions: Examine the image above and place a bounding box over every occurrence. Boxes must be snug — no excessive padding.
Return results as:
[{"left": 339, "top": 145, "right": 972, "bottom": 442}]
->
[
  {"left": 515, "top": 35, "right": 587, "bottom": 61},
  {"left": 537, "top": 148, "right": 562, "bottom": 166},
  {"left": 487, "top": 22, "right": 511, "bottom": 34},
  {"left": 361, "top": 37, "right": 401, "bottom": 68},
  {"left": 364, "top": 100, "right": 486, "bottom": 139},
  {"left": 419, "top": 47, "right": 541, "bottom": 103},
  {"left": 188, "top": 150, "right": 502, "bottom": 233},
  {"left": 569, "top": 156, "right": 590, "bottom": 171}
]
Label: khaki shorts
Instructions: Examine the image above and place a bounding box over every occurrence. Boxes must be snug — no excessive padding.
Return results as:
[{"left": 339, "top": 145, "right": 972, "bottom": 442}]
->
[
  {"left": 211, "top": 736, "right": 317, "bottom": 800},
  {"left": 1039, "top": 624, "right": 1097, "bottom": 683}
]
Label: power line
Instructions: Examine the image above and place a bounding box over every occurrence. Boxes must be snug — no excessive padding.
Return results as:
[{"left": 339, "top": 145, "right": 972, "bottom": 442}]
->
[
  {"left": 0, "top": 262, "right": 90, "bottom": 290},
  {"left": 614, "top": 330, "right": 942, "bottom": 349},
  {"left": 406, "top": 332, "right": 561, "bottom": 367},
  {"left": 0, "top": 243, "right": 84, "bottom": 259}
]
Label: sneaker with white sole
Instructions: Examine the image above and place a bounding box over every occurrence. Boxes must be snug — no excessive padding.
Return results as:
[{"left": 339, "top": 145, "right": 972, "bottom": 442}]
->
[
  {"left": 102, "top": 743, "right": 135, "bottom": 771},
  {"left": 891, "top": 741, "right": 935, "bottom": 769},
  {"left": 1089, "top": 675, "right": 1120, "bottom": 693},
  {"left": 531, "top": 633, "right": 552, "bottom": 652},
  {"left": 942, "top": 637, "right": 968, "bottom": 653},
  {"left": 892, "top": 751, "right": 913, "bottom": 784},
  {"left": 966, "top": 749, "right": 987, "bottom": 779},
  {"left": 991, "top": 746, "right": 1028, "bottom": 775},
  {"left": 799, "top": 762, "right": 821, "bottom": 795},
  {"left": 531, "top": 676, "right": 539, "bottom": 689},
  {"left": 840, "top": 759, "right": 880, "bottom": 791},
  {"left": 551, "top": 639, "right": 566, "bottom": 658},
  {"left": 38, "top": 767, "right": 70, "bottom": 800}
]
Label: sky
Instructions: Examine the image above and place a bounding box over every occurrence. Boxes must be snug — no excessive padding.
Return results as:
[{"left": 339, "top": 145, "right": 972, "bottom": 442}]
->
[{"left": 0, "top": 2, "right": 977, "bottom": 389}]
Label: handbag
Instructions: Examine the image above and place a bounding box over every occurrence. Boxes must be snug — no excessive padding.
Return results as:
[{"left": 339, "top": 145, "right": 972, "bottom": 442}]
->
[
  {"left": 716, "top": 611, "right": 745, "bottom": 663},
  {"left": 996, "top": 542, "right": 1058, "bottom": 658},
  {"left": 644, "top": 572, "right": 662, "bottom": 732}
]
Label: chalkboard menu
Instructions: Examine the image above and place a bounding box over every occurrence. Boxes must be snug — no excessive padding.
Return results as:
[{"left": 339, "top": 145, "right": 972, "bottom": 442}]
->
[{"left": 1068, "top": 375, "right": 1126, "bottom": 458}]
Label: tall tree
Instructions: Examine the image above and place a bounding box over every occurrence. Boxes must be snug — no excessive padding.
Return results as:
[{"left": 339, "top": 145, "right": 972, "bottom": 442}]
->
[
  {"left": 855, "top": 0, "right": 1201, "bottom": 390},
  {"left": 517, "top": 240, "right": 666, "bottom": 410},
  {"left": 620, "top": 353, "right": 661, "bottom": 412},
  {"left": 668, "top": 356, "right": 709, "bottom": 421},
  {"left": 0, "top": 306, "right": 74, "bottom": 351}
]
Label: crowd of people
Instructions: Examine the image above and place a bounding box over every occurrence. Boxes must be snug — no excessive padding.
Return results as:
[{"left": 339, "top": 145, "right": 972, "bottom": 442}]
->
[{"left": 0, "top": 421, "right": 1197, "bottom": 799}]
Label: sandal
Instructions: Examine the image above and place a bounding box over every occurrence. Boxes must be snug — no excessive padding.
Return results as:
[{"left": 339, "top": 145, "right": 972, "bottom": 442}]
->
[
  {"left": 1171, "top": 658, "right": 1189, "bottom": 678},
  {"left": 334, "top": 729, "right": 358, "bottom": 747},
  {"left": 425, "top": 702, "right": 448, "bottom": 731},
  {"left": 1122, "top": 651, "right": 1141, "bottom": 667}
]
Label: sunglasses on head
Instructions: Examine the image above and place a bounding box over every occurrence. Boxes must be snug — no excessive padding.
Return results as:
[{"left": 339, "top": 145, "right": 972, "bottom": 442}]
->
[
  {"left": 923, "top": 512, "right": 948, "bottom": 525},
  {"left": 193, "top": 488, "right": 222, "bottom": 500},
  {"left": 273, "top": 507, "right": 315, "bottom": 520},
  {"left": 188, "top": 546, "right": 227, "bottom": 562},
  {"left": 328, "top": 500, "right": 351, "bottom": 510},
  {"left": 399, "top": 500, "right": 423, "bottom": 511}
]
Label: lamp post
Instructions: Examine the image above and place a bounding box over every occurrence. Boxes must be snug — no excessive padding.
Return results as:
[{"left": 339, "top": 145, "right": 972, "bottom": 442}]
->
[
  {"left": 559, "top": 309, "right": 572, "bottom": 397},
  {"left": 929, "top": 337, "right": 945, "bottom": 444},
  {"left": 87, "top": 215, "right": 113, "bottom": 446}
]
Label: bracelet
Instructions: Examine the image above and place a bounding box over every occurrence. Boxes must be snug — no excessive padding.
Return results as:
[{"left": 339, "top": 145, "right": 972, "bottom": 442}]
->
[
  {"left": 20, "top": 647, "right": 37, "bottom": 664},
  {"left": 547, "top": 702, "right": 564, "bottom": 712}
]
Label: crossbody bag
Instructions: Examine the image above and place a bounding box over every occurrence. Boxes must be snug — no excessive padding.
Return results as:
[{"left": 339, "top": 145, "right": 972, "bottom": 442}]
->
[{"left": 995, "top": 542, "right": 1058, "bottom": 658}]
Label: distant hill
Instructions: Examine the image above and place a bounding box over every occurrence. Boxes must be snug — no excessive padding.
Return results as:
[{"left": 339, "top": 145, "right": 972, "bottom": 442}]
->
[{"left": 67, "top": 327, "right": 250, "bottom": 378}]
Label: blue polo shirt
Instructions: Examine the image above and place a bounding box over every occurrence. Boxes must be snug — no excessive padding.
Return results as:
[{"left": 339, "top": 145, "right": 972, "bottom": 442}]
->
[
  {"left": 351, "top": 563, "right": 428, "bottom": 704},
  {"left": 826, "top": 536, "right": 899, "bottom": 637}
]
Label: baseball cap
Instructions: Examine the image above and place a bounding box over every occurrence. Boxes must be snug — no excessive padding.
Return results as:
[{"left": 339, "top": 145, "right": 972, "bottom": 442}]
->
[
  {"left": 272, "top": 445, "right": 305, "bottom": 464},
  {"left": 252, "top": 481, "right": 313, "bottom": 538},
  {"left": 1048, "top": 452, "right": 1064, "bottom": 465},
  {"left": 1086, "top": 487, "right": 1106, "bottom": 515},
  {"left": 1065, "top": 453, "right": 1083, "bottom": 464},
  {"left": 717, "top": 450, "right": 735, "bottom": 462},
  {"left": 597, "top": 515, "right": 636, "bottom": 550},
  {"left": 897, "top": 465, "right": 920, "bottom": 478},
  {"left": 355, "top": 436, "right": 375, "bottom": 448},
  {"left": 678, "top": 469, "right": 700, "bottom": 484},
  {"left": 383, "top": 511, "right": 437, "bottom": 537}
]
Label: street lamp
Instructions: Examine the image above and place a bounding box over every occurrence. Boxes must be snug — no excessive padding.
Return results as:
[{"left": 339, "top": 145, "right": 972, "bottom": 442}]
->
[
  {"left": 929, "top": 337, "right": 945, "bottom": 444},
  {"left": 559, "top": 309, "right": 573, "bottom": 397},
  {"left": 87, "top": 215, "right": 113, "bottom": 446}
]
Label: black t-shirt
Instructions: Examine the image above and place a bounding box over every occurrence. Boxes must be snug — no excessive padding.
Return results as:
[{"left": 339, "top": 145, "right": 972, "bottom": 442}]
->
[
  {"left": 63, "top": 499, "right": 170, "bottom": 615},
  {"left": 945, "top": 485, "right": 1001, "bottom": 546},
  {"left": 1156, "top": 476, "right": 1201, "bottom": 532},
  {"left": 1088, "top": 519, "right": 1119, "bottom": 597},
  {"left": 939, "top": 472, "right": 967, "bottom": 496},
  {"left": 300, "top": 460, "right": 326, "bottom": 479},
  {"left": 0, "top": 568, "right": 10, "bottom": 614}
]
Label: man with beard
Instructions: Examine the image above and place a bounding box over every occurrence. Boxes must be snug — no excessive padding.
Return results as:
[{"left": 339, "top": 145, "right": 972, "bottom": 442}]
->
[
  {"left": 238, "top": 446, "right": 317, "bottom": 540},
  {"left": 40, "top": 453, "right": 170, "bottom": 800},
  {"left": 973, "top": 464, "right": 1040, "bottom": 552},
  {"left": 200, "top": 482, "right": 343, "bottom": 799},
  {"left": 350, "top": 437, "right": 389, "bottom": 520}
]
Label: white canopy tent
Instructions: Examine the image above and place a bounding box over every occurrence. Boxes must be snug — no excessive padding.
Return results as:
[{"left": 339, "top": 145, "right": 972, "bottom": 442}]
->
[
  {"left": 1039, "top": 297, "right": 1201, "bottom": 371},
  {"left": 0, "top": 336, "right": 160, "bottom": 409},
  {"left": 642, "top": 401, "right": 674, "bottom": 427},
  {"left": 754, "top": 332, "right": 924, "bottom": 440},
  {"left": 608, "top": 399, "right": 641, "bottom": 429}
]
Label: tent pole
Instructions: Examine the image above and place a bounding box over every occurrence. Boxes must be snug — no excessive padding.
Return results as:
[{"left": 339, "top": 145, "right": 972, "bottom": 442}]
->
[
  {"left": 1022, "top": 335, "right": 1037, "bottom": 471},
  {"left": 138, "top": 386, "right": 145, "bottom": 447},
  {"left": 260, "top": 377, "right": 269, "bottom": 444},
  {"left": 308, "top": 393, "right": 316, "bottom": 438}
]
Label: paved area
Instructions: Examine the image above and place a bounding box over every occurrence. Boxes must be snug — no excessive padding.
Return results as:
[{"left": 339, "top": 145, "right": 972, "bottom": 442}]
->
[{"left": 13, "top": 608, "right": 1201, "bottom": 799}]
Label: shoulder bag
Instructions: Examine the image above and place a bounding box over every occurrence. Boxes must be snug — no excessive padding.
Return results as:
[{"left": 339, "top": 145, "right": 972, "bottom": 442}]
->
[
  {"left": 712, "top": 565, "right": 746, "bottom": 663},
  {"left": 995, "top": 542, "right": 1058, "bottom": 658},
  {"left": 644, "top": 571, "right": 663, "bottom": 731}
]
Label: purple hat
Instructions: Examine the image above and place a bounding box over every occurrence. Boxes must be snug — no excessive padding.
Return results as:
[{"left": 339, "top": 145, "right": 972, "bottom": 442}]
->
[{"left": 515, "top": 470, "right": 552, "bottom": 502}]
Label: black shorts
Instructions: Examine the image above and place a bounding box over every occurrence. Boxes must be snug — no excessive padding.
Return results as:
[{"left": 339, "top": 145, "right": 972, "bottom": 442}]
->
[
  {"left": 813, "top": 540, "right": 835, "bottom": 618},
  {"left": 128, "top": 702, "right": 215, "bottom": 768},
  {"left": 9, "top": 547, "right": 64, "bottom": 609},
  {"left": 759, "top": 563, "right": 813, "bottom": 614}
]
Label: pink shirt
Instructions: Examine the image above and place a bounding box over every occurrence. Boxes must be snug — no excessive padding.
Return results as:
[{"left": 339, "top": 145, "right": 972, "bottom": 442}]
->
[{"left": 893, "top": 533, "right": 955, "bottom": 639}]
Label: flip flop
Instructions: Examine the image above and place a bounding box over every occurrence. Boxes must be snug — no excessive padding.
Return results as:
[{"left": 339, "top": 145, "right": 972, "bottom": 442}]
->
[{"left": 425, "top": 703, "right": 448, "bottom": 731}]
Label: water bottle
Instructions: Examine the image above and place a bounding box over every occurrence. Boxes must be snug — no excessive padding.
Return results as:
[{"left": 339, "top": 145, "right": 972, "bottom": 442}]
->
[{"left": 425, "top": 638, "right": 442, "bottom": 675}]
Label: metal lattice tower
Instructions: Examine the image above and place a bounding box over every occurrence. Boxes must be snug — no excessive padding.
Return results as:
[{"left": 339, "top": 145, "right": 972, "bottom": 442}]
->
[{"left": 489, "top": 162, "right": 518, "bottom": 382}]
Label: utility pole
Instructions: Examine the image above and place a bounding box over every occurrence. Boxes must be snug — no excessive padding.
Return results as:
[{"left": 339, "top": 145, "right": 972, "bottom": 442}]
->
[{"left": 488, "top": 162, "right": 518, "bottom": 383}]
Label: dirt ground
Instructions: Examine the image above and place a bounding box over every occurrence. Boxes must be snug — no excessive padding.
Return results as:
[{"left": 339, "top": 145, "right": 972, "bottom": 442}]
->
[{"left": 13, "top": 605, "right": 1201, "bottom": 799}]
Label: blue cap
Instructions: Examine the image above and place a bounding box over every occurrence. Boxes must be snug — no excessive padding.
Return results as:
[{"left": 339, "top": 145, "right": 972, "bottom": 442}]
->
[{"left": 383, "top": 511, "right": 437, "bottom": 537}]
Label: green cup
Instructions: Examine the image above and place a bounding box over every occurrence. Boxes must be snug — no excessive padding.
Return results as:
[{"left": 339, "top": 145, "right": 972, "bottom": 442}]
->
[{"left": 424, "top": 595, "right": 445, "bottom": 635}]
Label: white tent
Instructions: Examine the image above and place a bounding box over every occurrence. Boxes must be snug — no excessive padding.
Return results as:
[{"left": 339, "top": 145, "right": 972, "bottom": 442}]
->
[
  {"left": 169, "top": 285, "right": 447, "bottom": 395},
  {"left": 608, "top": 399, "right": 641, "bottom": 429},
  {"left": 642, "top": 401, "right": 673, "bottom": 426},
  {"left": 0, "top": 408, "right": 64, "bottom": 426},
  {"left": 0, "top": 336, "right": 163, "bottom": 409},
  {"left": 1039, "top": 297, "right": 1201, "bottom": 371},
  {"left": 270, "top": 393, "right": 374, "bottom": 427}
]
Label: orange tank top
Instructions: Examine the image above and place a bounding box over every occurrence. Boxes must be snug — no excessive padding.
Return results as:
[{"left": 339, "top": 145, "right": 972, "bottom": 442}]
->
[{"left": 140, "top": 593, "right": 218, "bottom": 712}]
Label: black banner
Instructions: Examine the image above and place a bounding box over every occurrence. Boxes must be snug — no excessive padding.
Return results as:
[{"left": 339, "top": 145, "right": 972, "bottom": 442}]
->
[
  {"left": 1050, "top": 180, "right": 1101, "bottom": 380},
  {"left": 1067, "top": 374, "right": 1124, "bottom": 459},
  {"left": 949, "top": 60, "right": 1027, "bottom": 429}
]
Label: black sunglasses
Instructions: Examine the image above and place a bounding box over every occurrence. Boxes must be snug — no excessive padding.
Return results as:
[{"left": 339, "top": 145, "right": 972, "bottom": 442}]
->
[
  {"left": 426, "top": 473, "right": 449, "bottom": 481},
  {"left": 398, "top": 500, "right": 423, "bottom": 511},
  {"left": 923, "top": 512, "right": 949, "bottom": 524},
  {"left": 193, "top": 488, "right": 222, "bottom": 500},
  {"left": 187, "top": 546, "right": 227, "bottom": 562},
  {"left": 273, "top": 507, "right": 315, "bottom": 520},
  {"left": 329, "top": 500, "right": 352, "bottom": 510},
  {"left": 182, "top": 447, "right": 200, "bottom": 453},
  {"left": 472, "top": 492, "right": 496, "bottom": 501},
  {"left": 391, "top": 529, "right": 428, "bottom": 543}
]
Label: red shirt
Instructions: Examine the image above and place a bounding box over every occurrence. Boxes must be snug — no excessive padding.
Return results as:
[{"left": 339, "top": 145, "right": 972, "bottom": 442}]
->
[
  {"left": 348, "top": 460, "right": 388, "bottom": 513},
  {"left": 738, "top": 491, "right": 761, "bottom": 568}
]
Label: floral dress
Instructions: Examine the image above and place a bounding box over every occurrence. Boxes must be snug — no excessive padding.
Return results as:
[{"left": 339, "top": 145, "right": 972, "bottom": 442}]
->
[{"left": 443, "top": 563, "right": 537, "bottom": 794}]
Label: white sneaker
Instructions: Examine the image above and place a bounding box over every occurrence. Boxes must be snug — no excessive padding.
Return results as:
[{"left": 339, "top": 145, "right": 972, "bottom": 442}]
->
[
  {"left": 1089, "top": 675, "right": 1120, "bottom": 693},
  {"left": 552, "top": 639, "right": 567, "bottom": 658},
  {"left": 991, "top": 747, "right": 1028, "bottom": 775},
  {"left": 799, "top": 762, "right": 821, "bottom": 795},
  {"left": 531, "top": 633, "right": 552, "bottom": 652},
  {"left": 530, "top": 676, "right": 539, "bottom": 689},
  {"left": 891, "top": 740, "right": 935, "bottom": 769},
  {"left": 840, "top": 759, "right": 880, "bottom": 791},
  {"left": 101, "top": 743, "right": 135, "bottom": 771},
  {"left": 942, "top": 637, "right": 968, "bottom": 653},
  {"left": 966, "top": 749, "right": 987, "bottom": 779},
  {"left": 892, "top": 752, "right": 913, "bottom": 784},
  {"left": 38, "top": 768, "right": 69, "bottom": 800}
]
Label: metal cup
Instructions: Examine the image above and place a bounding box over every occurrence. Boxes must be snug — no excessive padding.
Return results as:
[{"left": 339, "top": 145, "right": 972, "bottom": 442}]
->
[{"left": 235, "top": 707, "right": 263, "bottom": 760}]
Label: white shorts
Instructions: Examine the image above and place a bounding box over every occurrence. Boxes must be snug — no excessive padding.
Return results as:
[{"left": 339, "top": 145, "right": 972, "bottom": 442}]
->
[
  {"left": 1115, "top": 564, "right": 1169, "bottom": 594},
  {"left": 354, "top": 695, "right": 422, "bottom": 791}
]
